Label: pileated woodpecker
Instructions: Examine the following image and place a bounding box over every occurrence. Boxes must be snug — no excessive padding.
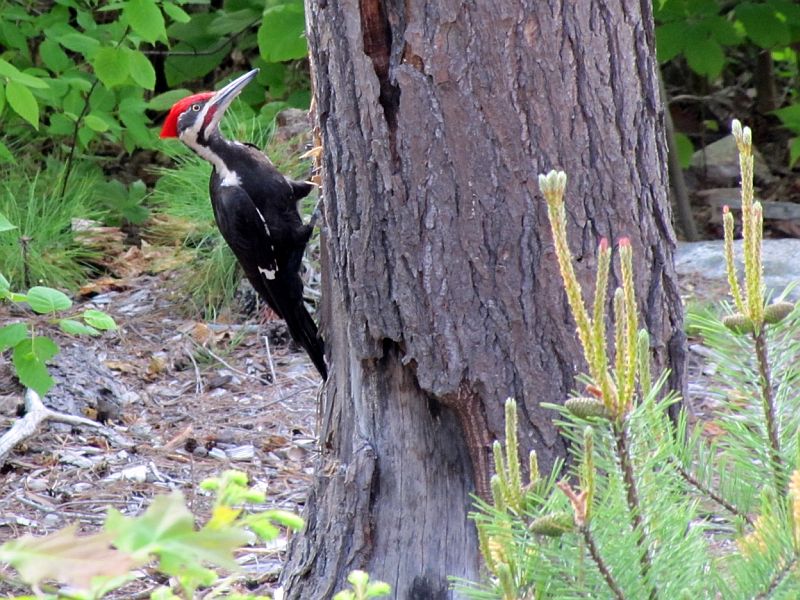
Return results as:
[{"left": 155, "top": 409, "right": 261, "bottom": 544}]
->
[{"left": 160, "top": 69, "right": 327, "bottom": 379}]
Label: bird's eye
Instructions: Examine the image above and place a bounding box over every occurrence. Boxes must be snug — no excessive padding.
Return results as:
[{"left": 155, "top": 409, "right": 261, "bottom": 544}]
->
[{"left": 191, "top": 104, "right": 201, "bottom": 111}]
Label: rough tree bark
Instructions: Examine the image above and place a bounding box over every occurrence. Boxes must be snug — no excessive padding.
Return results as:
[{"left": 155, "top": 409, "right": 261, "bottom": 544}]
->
[{"left": 283, "top": 1, "right": 686, "bottom": 598}]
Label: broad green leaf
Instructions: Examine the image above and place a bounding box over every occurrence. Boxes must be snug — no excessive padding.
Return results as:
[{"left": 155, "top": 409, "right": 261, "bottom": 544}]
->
[
  {"left": 92, "top": 47, "right": 130, "bottom": 88},
  {"left": 0, "top": 59, "right": 50, "bottom": 89},
  {"left": 146, "top": 89, "right": 193, "bottom": 110},
  {"left": 774, "top": 103, "right": 800, "bottom": 132},
  {"left": 0, "top": 323, "right": 28, "bottom": 351},
  {"left": 56, "top": 32, "right": 101, "bottom": 56},
  {"left": 59, "top": 319, "right": 101, "bottom": 336},
  {"left": 26, "top": 286, "right": 72, "bottom": 314},
  {"left": 125, "top": 48, "right": 156, "bottom": 90},
  {"left": 684, "top": 36, "right": 724, "bottom": 78},
  {"left": 0, "top": 211, "right": 16, "bottom": 231},
  {"left": 105, "top": 492, "right": 249, "bottom": 572},
  {"left": 124, "top": 0, "right": 167, "bottom": 43},
  {"left": 84, "top": 114, "right": 109, "bottom": 132},
  {"left": 11, "top": 336, "right": 59, "bottom": 395},
  {"left": 705, "top": 15, "right": 741, "bottom": 47},
  {"left": 0, "top": 272, "right": 10, "bottom": 293},
  {"left": 209, "top": 8, "right": 260, "bottom": 35},
  {"left": 165, "top": 41, "right": 224, "bottom": 86},
  {"left": 655, "top": 21, "right": 686, "bottom": 63},
  {"left": 736, "top": 2, "right": 789, "bottom": 49},
  {"left": 6, "top": 81, "right": 40, "bottom": 129},
  {"left": 1, "top": 20, "right": 30, "bottom": 52},
  {"left": 38, "top": 39, "right": 73, "bottom": 73},
  {"left": 0, "top": 525, "right": 134, "bottom": 589},
  {"left": 83, "top": 309, "right": 118, "bottom": 330},
  {"left": 258, "top": 61, "right": 287, "bottom": 97},
  {"left": 258, "top": 3, "right": 308, "bottom": 62},
  {"left": 162, "top": 1, "right": 191, "bottom": 23}
]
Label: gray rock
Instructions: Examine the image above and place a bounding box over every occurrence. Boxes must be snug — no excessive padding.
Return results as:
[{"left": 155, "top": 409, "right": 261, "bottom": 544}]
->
[
  {"left": 689, "top": 135, "right": 774, "bottom": 187},
  {"left": 676, "top": 239, "right": 800, "bottom": 300}
]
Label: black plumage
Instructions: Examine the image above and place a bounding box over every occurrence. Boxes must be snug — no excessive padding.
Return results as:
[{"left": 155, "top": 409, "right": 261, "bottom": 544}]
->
[{"left": 160, "top": 69, "right": 326, "bottom": 379}]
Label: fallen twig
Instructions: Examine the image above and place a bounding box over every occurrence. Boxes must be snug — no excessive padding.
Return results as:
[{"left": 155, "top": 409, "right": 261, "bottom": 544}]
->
[{"left": 0, "top": 389, "right": 133, "bottom": 465}]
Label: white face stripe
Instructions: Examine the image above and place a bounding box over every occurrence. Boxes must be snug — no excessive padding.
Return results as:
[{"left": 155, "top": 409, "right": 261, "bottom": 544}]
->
[{"left": 179, "top": 107, "right": 241, "bottom": 187}]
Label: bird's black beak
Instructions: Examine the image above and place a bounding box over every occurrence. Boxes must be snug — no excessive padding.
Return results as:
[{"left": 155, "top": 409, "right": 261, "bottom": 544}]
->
[{"left": 205, "top": 68, "right": 260, "bottom": 130}]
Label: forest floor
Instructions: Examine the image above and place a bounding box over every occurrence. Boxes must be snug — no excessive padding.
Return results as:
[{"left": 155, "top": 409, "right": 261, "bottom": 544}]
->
[
  {"left": 1, "top": 118, "right": 799, "bottom": 596},
  {"left": 0, "top": 249, "right": 731, "bottom": 598},
  {"left": 0, "top": 267, "right": 323, "bottom": 598}
]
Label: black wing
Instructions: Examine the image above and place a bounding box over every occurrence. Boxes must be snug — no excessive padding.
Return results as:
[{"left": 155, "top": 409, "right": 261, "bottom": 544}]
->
[{"left": 211, "top": 183, "right": 327, "bottom": 379}]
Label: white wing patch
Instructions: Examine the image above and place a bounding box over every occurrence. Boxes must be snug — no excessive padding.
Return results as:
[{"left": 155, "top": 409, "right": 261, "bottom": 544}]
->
[{"left": 259, "top": 266, "right": 276, "bottom": 280}]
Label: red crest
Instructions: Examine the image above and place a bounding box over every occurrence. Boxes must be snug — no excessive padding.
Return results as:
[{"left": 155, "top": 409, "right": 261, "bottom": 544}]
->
[{"left": 159, "top": 92, "right": 215, "bottom": 138}]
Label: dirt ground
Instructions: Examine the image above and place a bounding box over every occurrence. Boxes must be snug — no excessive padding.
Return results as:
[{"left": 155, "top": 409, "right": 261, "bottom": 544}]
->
[{"left": 0, "top": 270, "right": 322, "bottom": 597}]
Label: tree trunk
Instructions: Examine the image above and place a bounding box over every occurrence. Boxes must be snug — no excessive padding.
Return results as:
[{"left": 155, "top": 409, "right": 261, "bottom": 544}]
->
[{"left": 283, "top": 1, "right": 686, "bottom": 598}]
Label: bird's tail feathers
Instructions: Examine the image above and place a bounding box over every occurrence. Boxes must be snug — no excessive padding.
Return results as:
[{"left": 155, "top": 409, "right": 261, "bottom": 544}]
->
[{"left": 283, "top": 302, "right": 327, "bottom": 380}]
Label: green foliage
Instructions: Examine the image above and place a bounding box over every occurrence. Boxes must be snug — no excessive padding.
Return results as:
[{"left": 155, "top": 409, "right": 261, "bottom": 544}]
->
[
  {"left": 655, "top": 0, "right": 800, "bottom": 77},
  {"left": 655, "top": 0, "right": 800, "bottom": 167},
  {"left": 0, "top": 163, "right": 105, "bottom": 291},
  {"left": 0, "top": 0, "right": 310, "bottom": 161},
  {"left": 0, "top": 470, "right": 303, "bottom": 599},
  {"left": 333, "top": 570, "right": 392, "bottom": 600},
  {"left": 0, "top": 271, "right": 117, "bottom": 396}
]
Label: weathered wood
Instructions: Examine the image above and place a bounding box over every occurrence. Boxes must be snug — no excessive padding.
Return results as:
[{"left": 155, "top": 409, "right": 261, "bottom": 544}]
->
[{"left": 284, "top": 1, "right": 685, "bottom": 597}]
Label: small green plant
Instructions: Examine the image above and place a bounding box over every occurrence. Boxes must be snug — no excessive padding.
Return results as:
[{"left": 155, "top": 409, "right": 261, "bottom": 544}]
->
[
  {"left": 0, "top": 470, "right": 303, "bottom": 599},
  {"left": 0, "top": 273, "right": 117, "bottom": 396},
  {"left": 461, "top": 120, "right": 800, "bottom": 598},
  {"left": 0, "top": 163, "right": 107, "bottom": 291},
  {"left": 332, "top": 570, "right": 392, "bottom": 600}
]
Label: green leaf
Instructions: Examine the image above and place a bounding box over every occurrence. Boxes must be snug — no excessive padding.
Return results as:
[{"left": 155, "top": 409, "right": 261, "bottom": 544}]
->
[
  {"left": 0, "top": 323, "right": 28, "bottom": 351},
  {"left": 105, "top": 492, "right": 250, "bottom": 583},
  {"left": 0, "top": 272, "right": 10, "bottom": 294},
  {"left": 39, "top": 39, "right": 73, "bottom": 73},
  {"left": 684, "top": 36, "right": 724, "bottom": 78},
  {"left": 82, "top": 309, "right": 118, "bottom": 330},
  {"left": 258, "top": 3, "right": 308, "bottom": 62},
  {"left": 0, "top": 211, "right": 16, "bottom": 231},
  {"left": 125, "top": 48, "right": 156, "bottom": 90},
  {"left": 146, "top": 89, "right": 193, "bottom": 110},
  {"left": 84, "top": 114, "right": 110, "bottom": 132},
  {"left": 0, "top": 140, "right": 14, "bottom": 164},
  {"left": 26, "top": 286, "right": 72, "bottom": 314},
  {"left": 0, "top": 525, "right": 134, "bottom": 589},
  {"left": 6, "top": 81, "right": 40, "bottom": 129},
  {"left": 59, "top": 319, "right": 101, "bottom": 336},
  {"left": 774, "top": 103, "right": 800, "bottom": 132},
  {"left": 12, "top": 336, "right": 59, "bottom": 396},
  {"left": 0, "top": 59, "right": 50, "bottom": 89},
  {"left": 92, "top": 47, "right": 130, "bottom": 88},
  {"left": 56, "top": 32, "right": 101, "bottom": 56},
  {"left": 124, "top": 0, "right": 167, "bottom": 43},
  {"left": 736, "top": 2, "right": 790, "bottom": 49},
  {"left": 655, "top": 21, "right": 686, "bottom": 63},
  {"left": 162, "top": 1, "right": 191, "bottom": 23}
]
